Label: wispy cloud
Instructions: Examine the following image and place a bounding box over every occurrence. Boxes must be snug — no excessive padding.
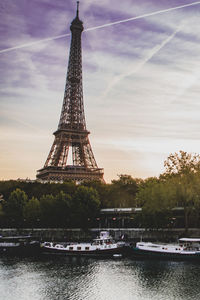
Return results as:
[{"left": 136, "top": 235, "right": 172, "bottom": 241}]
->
[
  {"left": 1, "top": 0, "right": 200, "bottom": 181},
  {"left": 102, "top": 24, "right": 183, "bottom": 99},
  {"left": 1, "top": 1, "right": 199, "bottom": 54}
]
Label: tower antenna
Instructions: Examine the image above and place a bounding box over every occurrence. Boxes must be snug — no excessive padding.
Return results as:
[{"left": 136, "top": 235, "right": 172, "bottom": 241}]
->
[{"left": 76, "top": 1, "right": 79, "bottom": 18}]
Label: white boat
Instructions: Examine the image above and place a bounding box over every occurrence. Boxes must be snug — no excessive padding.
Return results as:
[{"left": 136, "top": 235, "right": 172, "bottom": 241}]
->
[
  {"left": 41, "top": 231, "right": 123, "bottom": 257},
  {"left": 131, "top": 238, "right": 200, "bottom": 260},
  {"left": 0, "top": 235, "right": 41, "bottom": 256}
]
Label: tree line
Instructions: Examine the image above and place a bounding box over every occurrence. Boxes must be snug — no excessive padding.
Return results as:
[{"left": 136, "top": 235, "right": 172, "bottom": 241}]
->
[{"left": 0, "top": 151, "right": 200, "bottom": 229}]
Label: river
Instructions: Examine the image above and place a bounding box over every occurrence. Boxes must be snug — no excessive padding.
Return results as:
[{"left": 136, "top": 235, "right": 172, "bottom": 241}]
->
[{"left": 0, "top": 256, "right": 199, "bottom": 300}]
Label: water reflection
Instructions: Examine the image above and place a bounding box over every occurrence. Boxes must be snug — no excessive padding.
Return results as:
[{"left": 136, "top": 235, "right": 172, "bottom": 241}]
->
[{"left": 0, "top": 256, "right": 199, "bottom": 300}]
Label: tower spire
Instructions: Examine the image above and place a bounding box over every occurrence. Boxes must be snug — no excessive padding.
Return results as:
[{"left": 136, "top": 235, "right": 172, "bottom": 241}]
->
[
  {"left": 36, "top": 3, "right": 104, "bottom": 183},
  {"left": 76, "top": 1, "right": 79, "bottom": 18}
]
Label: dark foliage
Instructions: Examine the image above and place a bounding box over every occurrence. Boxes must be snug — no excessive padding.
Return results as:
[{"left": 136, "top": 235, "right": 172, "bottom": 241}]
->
[{"left": 0, "top": 151, "right": 200, "bottom": 228}]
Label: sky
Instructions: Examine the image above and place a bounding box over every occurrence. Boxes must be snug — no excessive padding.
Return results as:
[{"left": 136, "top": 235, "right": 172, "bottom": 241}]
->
[{"left": 0, "top": 0, "right": 200, "bottom": 183}]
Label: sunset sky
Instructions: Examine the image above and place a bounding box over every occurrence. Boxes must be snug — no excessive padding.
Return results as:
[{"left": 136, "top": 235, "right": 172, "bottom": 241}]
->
[{"left": 0, "top": 0, "right": 200, "bottom": 182}]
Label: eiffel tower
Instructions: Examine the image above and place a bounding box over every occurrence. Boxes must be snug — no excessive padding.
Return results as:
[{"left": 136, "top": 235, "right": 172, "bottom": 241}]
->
[{"left": 37, "top": 2, "right": 104, "bottom": 182}]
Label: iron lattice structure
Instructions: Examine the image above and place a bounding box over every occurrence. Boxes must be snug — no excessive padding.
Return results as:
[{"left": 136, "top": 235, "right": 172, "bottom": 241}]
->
[{"left": 37, "top": 3, "right": 104, "bottom": 182}]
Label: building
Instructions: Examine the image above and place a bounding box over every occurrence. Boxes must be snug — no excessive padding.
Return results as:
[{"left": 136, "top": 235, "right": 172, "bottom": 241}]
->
[{"left": 37, "top": 2, "right": 104, "bottom": 183}]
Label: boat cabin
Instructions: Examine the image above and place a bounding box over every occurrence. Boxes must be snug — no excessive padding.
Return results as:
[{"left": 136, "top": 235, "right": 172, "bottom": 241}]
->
[
  {"left": 93, "top": 231, "right": 114, "bottom": 245},
  {"left": 179, "top": 238, "right": 200, "bottom": 251}
]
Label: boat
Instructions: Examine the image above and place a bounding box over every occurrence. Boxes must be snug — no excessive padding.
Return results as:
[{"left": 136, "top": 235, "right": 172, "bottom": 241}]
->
[
  {"left": 0, "top": 235, "right": 41, "bottom": 256},
  {"left": 131, "top": 238, "right": 200, "bottom": 260},
  {"left": 41, "top": 231, "right": 124, "bottom": 257}
]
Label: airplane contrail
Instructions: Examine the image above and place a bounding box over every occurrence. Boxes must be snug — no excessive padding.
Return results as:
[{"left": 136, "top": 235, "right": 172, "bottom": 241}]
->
[
  {"left": 0, "top": 33, "right": 70, "bottom": 54},
  {"left": 85, "top": 1, "right": 200, "bottom": 31},
  {"left": 102, "top": 25, "right": 182, "bottom": 99},
  {"left": 0, "top": 1, "right": 199, "bottom": 54}
]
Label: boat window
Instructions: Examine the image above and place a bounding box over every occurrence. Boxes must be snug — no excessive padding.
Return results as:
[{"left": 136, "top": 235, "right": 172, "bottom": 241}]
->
[
  {"left": 106, "top": 239, "right": 111, "bottom": 244},
  {"left": 69, "top": 246, "right": 73, "bottom": 250},
  {"left": 85, "top": 247, "right": 89, "bottom": 250},
  {"left": 55, "top": 244, "right": 63, "bottom": 248},
  {"left": 77, "top": 246, "right": 81, "bottom": 250},
  {"left": 45, "top": 242, "right": 51, "bottom": 247}
]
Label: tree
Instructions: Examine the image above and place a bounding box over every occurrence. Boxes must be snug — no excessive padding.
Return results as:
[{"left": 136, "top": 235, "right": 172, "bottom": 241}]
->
[
  {"left": 53, "top": 191, "right": 72, "bottom": 226},
  {"left": 136, "top": 177, "right": 175, "bottom": 228},
  {"left": 72, "top": 186, "right": 100, "bottom": 227},
  {"left": 39, "top": 192, "right": 72, "bottom": 227},
  {"left": 109, "top": 175, "right": 141, "bottom": 207},
  {"left": 0, "top": 180, "right": 77, "bottom": 203},
  {"left": 4, "top": 188, "right": 28, "bottom": 225},
  {"left": 0, "top": 204, "right": 3, "bottom": 216},
  {"left": 23, "top": 197, "right": 41, "bottom": 226},
  {"left": 136, "top": 177, "right": 158, "bottom": 207},
  {"left": 163, "top": 150, "right": 200, "bottom": 230},
  {"left": 81, "top": 180, "right": 109, "bottom": 208},
  {"left": 40, "top": 194, "right": 55, "bottom": 226},
  {"left": 0, "top": 204, "right": 5, "bottom": 226},
  {"left": 164, "top": 150, "right": 200, "bottom": 175}
]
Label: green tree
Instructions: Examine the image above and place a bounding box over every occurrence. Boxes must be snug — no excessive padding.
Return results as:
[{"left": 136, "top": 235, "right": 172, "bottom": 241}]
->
[
  {"left": 163, "top": 150, "right": 200, "bottom": 230},
  {"left": 109, "top": 174, "right": 141, "bottom": 207},
  {"left": 0, "top": 180, "right": 77, "bottom": 202},
  {"left": 136, "top": 177, "right": 158, "bottom": 207},
  {"left": 4, "top": 188, "right": 28, "bottom": 225},
  {"left": 81, "top": 180, "right": 110, "bottom": 208},
  {"left": 72, "top": 186, "right": 100, "bottom": 227},
  {"left": 164, "top": 150, "right": 200, "bottom": 175},
  {"left": 0, "top": 204, "right": 5, "bottom": 226},
  {"left": 40, "top": 194, "right": 55, "bottom": 226},
  {"left": 136, "top": 177, "right": 175, "bottom": 228},
  {"left": 53, "top": 191, "right": 72, "bottom": 226},
  {"left": 0, "top": 204, "right": 3, "bottom": 216},
  {"left": 39, "top": 192, "right": 72, "bottom": 227},
  {"left": 23, "top": 197, "right": 41, "bottom": 226}
]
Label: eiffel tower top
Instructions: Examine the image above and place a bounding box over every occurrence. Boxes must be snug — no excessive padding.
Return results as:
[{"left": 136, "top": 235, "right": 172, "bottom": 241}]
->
[
  {"left": 70, "top": 1, "right": 84, "bottom": 31},
  {"left": 58, "top": 1, "right": 86, "bottom": 132}
]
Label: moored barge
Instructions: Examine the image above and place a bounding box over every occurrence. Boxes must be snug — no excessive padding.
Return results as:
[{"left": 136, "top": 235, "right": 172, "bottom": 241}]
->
[
  {"left": 0, "top": 235, "right": 41, "bottom": 256},
  {"left": 41, "top": 231, "right": 124, "bottom": 258},
  {"left": 131, "top": 238, "right": 200, "bottom": 260}
]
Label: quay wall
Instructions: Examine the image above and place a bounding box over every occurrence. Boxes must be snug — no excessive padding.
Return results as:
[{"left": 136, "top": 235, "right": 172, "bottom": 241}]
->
[{"left": 0, "top": 228, "right": 200, "bottom": 242}]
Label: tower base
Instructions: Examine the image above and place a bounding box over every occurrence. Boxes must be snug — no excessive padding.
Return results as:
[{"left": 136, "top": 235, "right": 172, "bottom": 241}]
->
[{"left": 36, "top": 166, "right": 104, "bottom": 183}]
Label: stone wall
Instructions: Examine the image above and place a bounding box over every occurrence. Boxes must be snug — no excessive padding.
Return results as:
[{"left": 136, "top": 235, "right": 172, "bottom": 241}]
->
[{"left": 1, "top": 228, "right": 200, "bottom": 242}]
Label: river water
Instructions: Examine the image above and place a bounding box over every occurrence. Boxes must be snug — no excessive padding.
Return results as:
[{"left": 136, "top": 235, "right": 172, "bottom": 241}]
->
[{"left": 0, "top": 256, "right": 199, "bottom": 300}]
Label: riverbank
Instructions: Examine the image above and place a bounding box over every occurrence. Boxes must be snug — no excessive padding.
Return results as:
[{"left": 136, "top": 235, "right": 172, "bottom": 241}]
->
[{"left": 0, "top": 228, "right": 200, "bottom": 242}]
